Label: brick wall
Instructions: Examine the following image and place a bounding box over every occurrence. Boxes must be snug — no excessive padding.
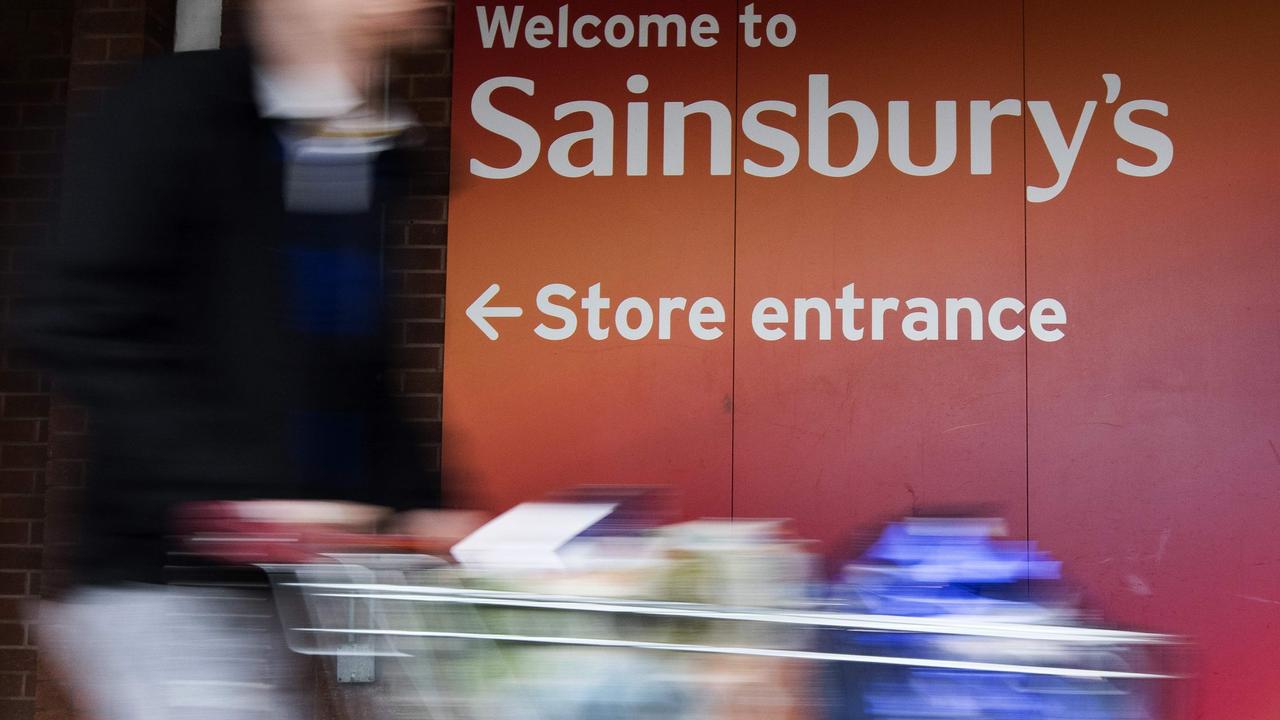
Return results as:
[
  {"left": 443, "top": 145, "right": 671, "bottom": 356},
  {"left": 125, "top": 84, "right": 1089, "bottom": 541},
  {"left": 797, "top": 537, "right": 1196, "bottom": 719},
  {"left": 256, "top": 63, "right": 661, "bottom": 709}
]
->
[
  {"left": 384, "top": 2, "right": 453, "bottom": 495},
  {"left": 0, "top": 1, "right": 452, "bottom": 718},
  {"left": 0, "top": 2, "right": 75, "bottom": 716}
]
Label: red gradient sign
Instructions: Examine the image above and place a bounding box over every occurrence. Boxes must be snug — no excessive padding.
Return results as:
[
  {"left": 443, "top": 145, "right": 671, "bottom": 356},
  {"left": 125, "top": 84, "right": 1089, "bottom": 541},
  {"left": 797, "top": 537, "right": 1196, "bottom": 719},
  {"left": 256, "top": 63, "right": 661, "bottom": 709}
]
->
[{"left": 445, "top": 2, "right": 1280, "bottom": 717}]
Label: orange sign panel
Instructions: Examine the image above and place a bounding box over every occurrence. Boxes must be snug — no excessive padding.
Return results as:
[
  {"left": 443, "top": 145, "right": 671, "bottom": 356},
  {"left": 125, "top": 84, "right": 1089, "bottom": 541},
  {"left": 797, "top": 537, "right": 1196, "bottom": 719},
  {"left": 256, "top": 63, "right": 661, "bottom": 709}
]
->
[{"left": 446, "top": 3, "right": 1280, "bottom": 717}]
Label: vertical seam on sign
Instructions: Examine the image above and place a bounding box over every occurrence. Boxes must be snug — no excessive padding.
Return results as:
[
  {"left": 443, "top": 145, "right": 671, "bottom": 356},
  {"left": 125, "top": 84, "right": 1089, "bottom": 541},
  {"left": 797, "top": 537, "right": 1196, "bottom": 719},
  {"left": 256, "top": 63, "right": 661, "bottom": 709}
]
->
[
  {"left": 730, "top": 0, "right": 740, "bottom": 520},
  {"left": 1021, "top": 0, "right": 1032, "bottom": 589}
]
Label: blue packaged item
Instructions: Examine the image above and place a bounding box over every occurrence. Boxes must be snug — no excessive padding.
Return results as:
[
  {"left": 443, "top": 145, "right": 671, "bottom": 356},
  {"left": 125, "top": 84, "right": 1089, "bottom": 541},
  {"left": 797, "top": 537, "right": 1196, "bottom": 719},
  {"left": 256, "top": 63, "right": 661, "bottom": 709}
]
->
[{"left": 822, "top": 518, "right": 1151, "bottom": 720}]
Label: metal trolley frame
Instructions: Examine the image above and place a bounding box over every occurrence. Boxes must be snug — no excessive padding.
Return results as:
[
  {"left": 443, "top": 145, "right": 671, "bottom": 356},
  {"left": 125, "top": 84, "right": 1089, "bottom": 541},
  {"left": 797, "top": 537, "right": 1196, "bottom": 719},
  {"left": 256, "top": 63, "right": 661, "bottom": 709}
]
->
[{"left": 262, "top": 554, "right": 1181, "bottom": 720}]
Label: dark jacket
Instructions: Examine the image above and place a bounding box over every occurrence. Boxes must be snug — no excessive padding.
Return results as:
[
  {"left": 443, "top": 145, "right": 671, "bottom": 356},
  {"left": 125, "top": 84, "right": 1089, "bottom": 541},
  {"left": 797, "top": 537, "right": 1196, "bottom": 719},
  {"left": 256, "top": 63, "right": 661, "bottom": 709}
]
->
[{"left": 22, "top": 49, "right": 437, "bottom": 585}]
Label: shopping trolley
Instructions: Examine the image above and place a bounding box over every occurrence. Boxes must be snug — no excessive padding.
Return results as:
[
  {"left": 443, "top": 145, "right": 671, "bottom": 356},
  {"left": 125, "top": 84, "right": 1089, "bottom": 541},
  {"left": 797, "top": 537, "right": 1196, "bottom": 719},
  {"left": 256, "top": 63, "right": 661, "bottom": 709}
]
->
[{"left": 261, "top": 553, "right": 1184, "bottom": 720}]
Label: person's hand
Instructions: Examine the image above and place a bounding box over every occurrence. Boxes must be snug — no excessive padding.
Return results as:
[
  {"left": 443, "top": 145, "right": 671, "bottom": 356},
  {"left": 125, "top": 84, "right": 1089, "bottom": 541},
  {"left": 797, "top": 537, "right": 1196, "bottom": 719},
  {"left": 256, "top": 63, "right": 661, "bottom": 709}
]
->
[
  {"left": 387, "top": 509, "right": 489, "bottom": 554},
  {"left": 219, "top": 500, "right": 389, "bottom": 529},
  {"left": 174, "top": 500, "right": 392, "bottom": 565}
]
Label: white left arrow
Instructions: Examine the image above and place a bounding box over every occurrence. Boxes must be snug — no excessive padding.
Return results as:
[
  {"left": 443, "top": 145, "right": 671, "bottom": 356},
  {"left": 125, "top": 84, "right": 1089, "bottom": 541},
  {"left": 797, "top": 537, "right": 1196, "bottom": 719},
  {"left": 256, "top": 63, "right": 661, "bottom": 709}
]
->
[{"left": 466, "top": 283, "right": 523, "bottom": 340}]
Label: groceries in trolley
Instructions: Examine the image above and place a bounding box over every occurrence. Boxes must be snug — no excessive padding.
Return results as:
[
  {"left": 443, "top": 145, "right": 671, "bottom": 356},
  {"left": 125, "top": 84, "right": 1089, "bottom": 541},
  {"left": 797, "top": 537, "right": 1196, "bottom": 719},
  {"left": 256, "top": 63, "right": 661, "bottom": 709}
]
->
[
  {"left": 823, "top": 517, "right": 1164, "bottom": 720},
  {"left": 236, "top": 495, "right": 1182, "bottom": 720}
]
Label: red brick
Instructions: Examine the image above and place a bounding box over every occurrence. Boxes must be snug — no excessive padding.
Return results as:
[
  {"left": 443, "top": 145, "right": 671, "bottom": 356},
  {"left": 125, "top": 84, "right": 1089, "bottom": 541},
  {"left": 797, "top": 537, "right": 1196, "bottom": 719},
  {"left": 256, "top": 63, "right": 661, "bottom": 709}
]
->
[
  {"left": 0, "top": 697, "right": 34, "bottom": 719},
  {"left": 0, "top": 395, "right": 46, "bottom": 416},
  {"left": 401, "top": 371, "right": 442, "bottom": 394},
  {"left": 0, "top": 498, "right": 44, "bottom": 522},
  {"left": 0, "top": 672, "right": 24, "bottom": 698},
  {"left": 0, "top": 421, "right": 39, "bottom": 443},
  {"left": 0, "top": 573, "right": 28, "bottom": 596},
  {"left": 402, "top": 396, "right": 441, "bottom": 421},
  {"left": 387, "top": 295, "right": 438, "bottom": 321},
  {"left": 0, "top": 576, "right": 31, "bottom": 599},
  {"left": 405, "top": 420, "right": 442, "bottom": 443},
  {"left": 42, "top": 487, "right": 79, "bottom": 516},
  {"left": 420, "top": 445, "right": 441, "bottom": 472},
  {"left": 0, "top": 647, "right": 34, "bottom": 672},
  {"left": 71, "top": 36, "right": 109, "bottom": 62},
  {"left": 386, "top": 77, "right": 411, "bottom": 100},
  {"left": 389, "top": 346, "right": 441, "bottom": 371},
  {"left": 417, "top": 148, "right": 450, "bottom": 174},
  {"left": 410, "top": 172, "right": 449, "bottom": 196},
  {"left": 0, "top": 552, "right": 36, "bottom": 578},
  {"left": 107, "top": 35, "right": 144, "bottom": 60},
  {"left": 41, "top": 519, "right": 79, "bottom": 547},
  {"left": 400, "top": 272, "right": 446, "bottom": 296},
  {"left": 386, "top": 247, "right": 444, "bottom": 271},
  {"left": 43, "top": 461, "right": 82, "bottom": 488},
  {"left": 0, "top": 523, "right": 28, "bottom": 545},
  {"left": 395, "top": 51, "right": 449, "bottom": 76},
  {"left": 382, "top": 221, "right": 411, "bottom": 245},
  {"left": 0, "top": 446, "right": 46, "bottom": 471},
  {"left": 409, "top": 99, "right": 448, "bottom": 125},
  {"left": 404, "top": 321, "right": 444, "bottom": 346},
  {"left": 0, "top": 599, "right": 34, "bottom": 623},
  {"left": 40, "top": 569, "right": 73, "bottom": 599},
  {"left": 0, "top": 472, "right": 35, "bottom": 494},
  {"left": 389, "top": 196, "right": 446, "bottom": 223},
  {"left": 46, "top": 406, "right": 84, "bottom": 434},
  {"left": 75, "top": 9, "right": 144, "bottom": 36},
  {"left": 411, "top": 75, "right": 451, "bottom": 99},
  {"left": 406, "top": 223, "right": 447, "bottom": 246},
  {"left": 47, "top": 433, "right": 84, "bottom": 461},
  {"left": 415, "top": 125, "right": 451, "bottom": 150},
  {"left": 27, "top": 522, "right": 42, "bottom": 546}
]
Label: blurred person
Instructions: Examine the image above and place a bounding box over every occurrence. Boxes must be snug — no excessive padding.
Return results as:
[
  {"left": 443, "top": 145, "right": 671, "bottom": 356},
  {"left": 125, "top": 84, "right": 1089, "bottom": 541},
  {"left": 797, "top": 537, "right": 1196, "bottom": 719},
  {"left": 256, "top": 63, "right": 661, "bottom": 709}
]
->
[{"left": 21, "top": 1, "right": 455, "bottom": 718}]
